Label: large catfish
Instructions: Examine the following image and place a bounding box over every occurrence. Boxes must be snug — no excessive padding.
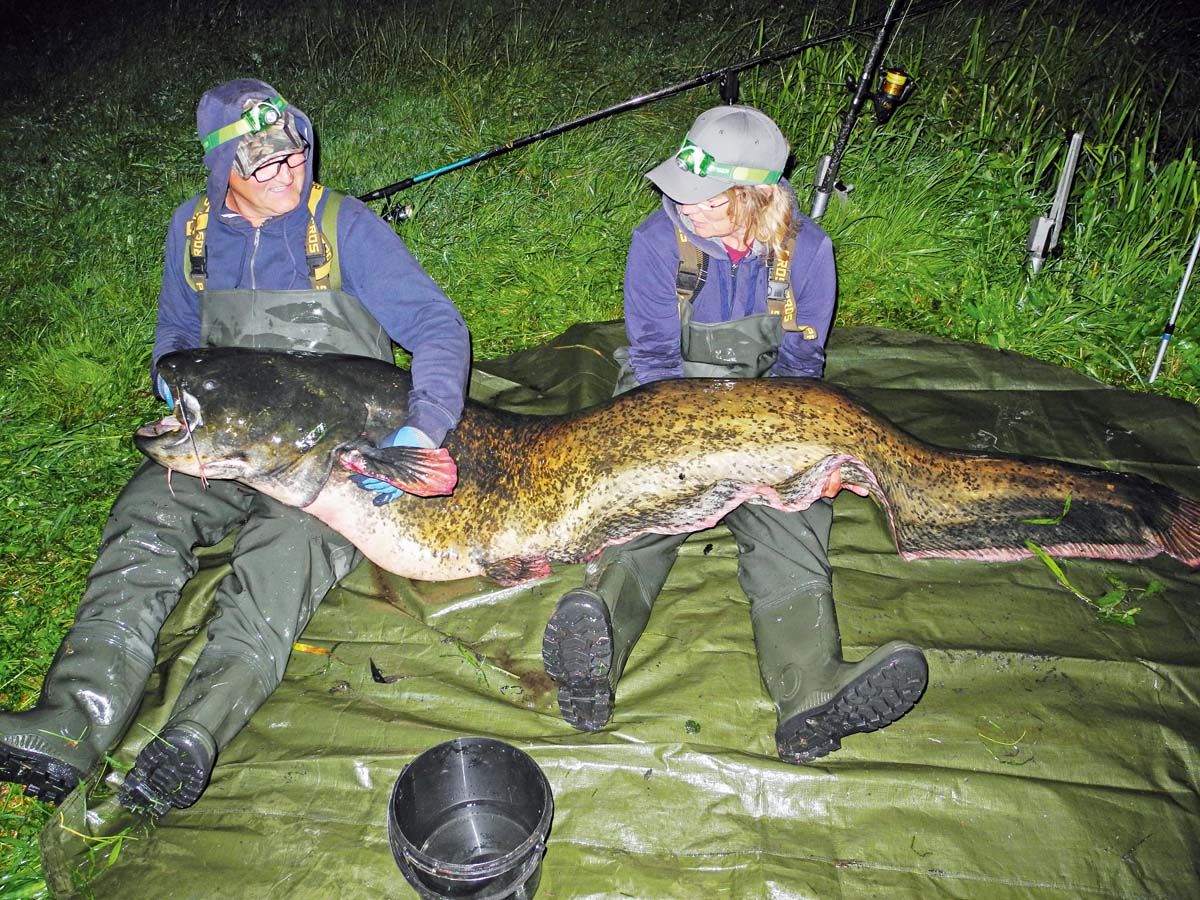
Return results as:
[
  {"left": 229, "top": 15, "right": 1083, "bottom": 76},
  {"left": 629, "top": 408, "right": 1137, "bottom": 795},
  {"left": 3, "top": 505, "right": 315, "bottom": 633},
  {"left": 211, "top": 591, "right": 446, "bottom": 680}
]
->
[{"left": 135, "top": 348, "right": 1200, "bottom": 585}]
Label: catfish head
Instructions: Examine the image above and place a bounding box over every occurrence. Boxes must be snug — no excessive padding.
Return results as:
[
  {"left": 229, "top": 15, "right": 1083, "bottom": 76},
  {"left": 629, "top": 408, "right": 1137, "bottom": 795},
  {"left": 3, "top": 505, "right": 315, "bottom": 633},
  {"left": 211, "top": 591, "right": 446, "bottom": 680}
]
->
[{"left": 135, "top": 348, "right": 368, "bottom": 507}]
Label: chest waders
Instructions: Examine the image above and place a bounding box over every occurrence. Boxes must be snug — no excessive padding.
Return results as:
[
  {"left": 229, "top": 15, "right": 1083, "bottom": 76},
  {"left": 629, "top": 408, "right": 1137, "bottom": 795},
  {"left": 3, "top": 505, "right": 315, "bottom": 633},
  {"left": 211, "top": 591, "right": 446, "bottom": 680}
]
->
[
  {"left": 186, "top": 184, "right": 393, "bottom": 359},
  {"left": 545, "top": 232, "right": 928, "bottom": 762},
  {"left": 0, "top": 186, "right": 374, "bottom": 811},
  {"left": 612, "top": 225, "right": 806, "bottom": 395},
  {"left": 118, "top": 185, "right": 398, "bottom": 815}
]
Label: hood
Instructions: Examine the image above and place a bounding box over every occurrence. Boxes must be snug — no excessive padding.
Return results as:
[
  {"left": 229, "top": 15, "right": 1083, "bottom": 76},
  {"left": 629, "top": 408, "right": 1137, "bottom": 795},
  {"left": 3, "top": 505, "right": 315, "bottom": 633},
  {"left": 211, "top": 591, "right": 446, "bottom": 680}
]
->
[
  {"left": 196, "top": 78, "right": 315, "bottom": 213},
  {"left": 660, "top": 177, "right": 801, "bottom": 261}
]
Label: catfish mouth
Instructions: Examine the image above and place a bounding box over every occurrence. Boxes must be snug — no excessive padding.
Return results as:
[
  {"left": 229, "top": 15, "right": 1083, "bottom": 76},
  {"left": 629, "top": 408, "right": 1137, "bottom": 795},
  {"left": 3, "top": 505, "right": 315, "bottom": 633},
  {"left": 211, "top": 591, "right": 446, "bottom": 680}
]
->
[
  {"left": 133, "top": 386, "right": 220, "bottom": 486},
  {"left": 134, "top": 367, "right": 362, "bottom": 505},
  {"left": 135, "top": 414, "right": 189, "bottom": 444},
  {"left": 135, "top": 387, "right": 205, "bottom": 449},
  {"left": 133, "top": 413, "right": 249, "bottom": 480},
  {"left": 133, "top": 383, "right": 338, "bottom": 494}
]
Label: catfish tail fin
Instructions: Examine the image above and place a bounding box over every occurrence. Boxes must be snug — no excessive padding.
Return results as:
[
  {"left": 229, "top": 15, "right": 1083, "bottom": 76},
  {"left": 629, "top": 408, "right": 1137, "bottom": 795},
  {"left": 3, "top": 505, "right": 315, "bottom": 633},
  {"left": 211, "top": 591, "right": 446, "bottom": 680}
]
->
[
  {"left": 853, "top": 444, "right": 1200, "bottom": 568},
  {"left": 1139, "top": 480, "right": 1200, "bottom": 565}
]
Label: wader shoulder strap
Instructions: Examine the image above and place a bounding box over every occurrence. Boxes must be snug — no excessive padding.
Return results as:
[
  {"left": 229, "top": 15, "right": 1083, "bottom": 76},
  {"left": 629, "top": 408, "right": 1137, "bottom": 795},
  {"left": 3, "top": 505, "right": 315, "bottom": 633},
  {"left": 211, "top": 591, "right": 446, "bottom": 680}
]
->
[
  {"left": 765, "top": 232, "right": 816, "bottom": 337},
  {"left": 306, "top": 183, "right": 343, "bottom": 292},
  {"left": 185, "top": 196, "right": 210, "bottom": 292},
  {"left": 183, "top": 185, "right": 343, "bottom": 293},
  {"left": 673, "top": 227, "right": 708, "bottom": 315},
  {"left": 672, "top": 226, "right": 816, "bottom": 338}
]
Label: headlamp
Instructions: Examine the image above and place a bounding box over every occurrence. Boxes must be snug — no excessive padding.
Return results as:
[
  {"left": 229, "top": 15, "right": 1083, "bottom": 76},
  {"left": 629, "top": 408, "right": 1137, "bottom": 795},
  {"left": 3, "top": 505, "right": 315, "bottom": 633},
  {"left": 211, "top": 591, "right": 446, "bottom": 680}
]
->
[
  {"left": 673, "top": 140, "right": 782, "bottom": 185},
  {"left": 200, "top": 95, "right": 289, "bottom": 153}
]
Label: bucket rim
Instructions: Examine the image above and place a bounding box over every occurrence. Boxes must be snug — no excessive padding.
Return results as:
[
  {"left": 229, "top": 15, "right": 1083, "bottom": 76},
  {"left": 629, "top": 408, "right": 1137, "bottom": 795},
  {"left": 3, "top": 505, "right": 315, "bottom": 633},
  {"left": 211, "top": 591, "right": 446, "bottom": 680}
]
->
[{"left": 388, "top": 737, "right": 554, "bottom": 881}]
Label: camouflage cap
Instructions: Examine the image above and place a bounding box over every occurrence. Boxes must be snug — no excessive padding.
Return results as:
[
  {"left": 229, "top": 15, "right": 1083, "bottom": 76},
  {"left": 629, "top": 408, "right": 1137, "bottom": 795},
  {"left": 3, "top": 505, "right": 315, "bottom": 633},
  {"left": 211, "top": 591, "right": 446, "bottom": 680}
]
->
[{"left": 232, "top": 105, "right": 306, "bottom": 179}]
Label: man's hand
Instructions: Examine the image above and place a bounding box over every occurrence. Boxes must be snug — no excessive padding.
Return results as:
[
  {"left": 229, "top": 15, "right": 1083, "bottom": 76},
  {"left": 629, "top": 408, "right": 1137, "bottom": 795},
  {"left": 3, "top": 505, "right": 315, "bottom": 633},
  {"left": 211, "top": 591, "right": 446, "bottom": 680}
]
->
[{"left": 349, "top": 426, "right": 435, "bottom": 505}]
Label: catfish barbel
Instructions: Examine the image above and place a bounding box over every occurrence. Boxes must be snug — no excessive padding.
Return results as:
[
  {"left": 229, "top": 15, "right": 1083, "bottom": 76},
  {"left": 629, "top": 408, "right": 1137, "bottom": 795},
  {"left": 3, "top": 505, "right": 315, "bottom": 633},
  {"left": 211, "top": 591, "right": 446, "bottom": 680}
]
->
[{"left": 135, "top": 348, "right": 1200, "bottom": 585}]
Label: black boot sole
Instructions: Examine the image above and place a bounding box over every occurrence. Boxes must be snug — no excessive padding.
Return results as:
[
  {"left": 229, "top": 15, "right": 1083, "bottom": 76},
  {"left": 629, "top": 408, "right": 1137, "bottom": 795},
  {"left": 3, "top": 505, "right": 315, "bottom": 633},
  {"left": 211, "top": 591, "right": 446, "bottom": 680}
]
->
[
  {"left": 776, "top": 647, "right": 929, "bottom": 764},
  {"left": 119, "top": 725, "right": 215, "bottom": 817},
  {"left": 542, "top": 591, "right": 614, "bottom": 732},
  {"left": 0, "top": 740, "right": 85, "bottom": 805}
]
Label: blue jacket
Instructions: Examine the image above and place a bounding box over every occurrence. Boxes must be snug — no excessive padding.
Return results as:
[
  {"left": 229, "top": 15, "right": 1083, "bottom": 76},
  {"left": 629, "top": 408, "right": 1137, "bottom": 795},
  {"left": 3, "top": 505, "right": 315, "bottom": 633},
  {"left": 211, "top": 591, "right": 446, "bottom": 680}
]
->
[
  {"left": 622, "top": 183, "right": 836, "bottom": 384},
  {"left": 153, "top": 79, "right": 469, "bottom": 445}
]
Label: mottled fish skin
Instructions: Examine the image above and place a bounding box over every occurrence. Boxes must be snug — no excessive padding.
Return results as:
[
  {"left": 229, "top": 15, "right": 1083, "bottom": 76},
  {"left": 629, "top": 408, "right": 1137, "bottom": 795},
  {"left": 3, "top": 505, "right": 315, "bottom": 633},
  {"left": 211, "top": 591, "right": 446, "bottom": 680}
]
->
[{"left": 136, "top": 348, "right": 1200, "bottom": 584}]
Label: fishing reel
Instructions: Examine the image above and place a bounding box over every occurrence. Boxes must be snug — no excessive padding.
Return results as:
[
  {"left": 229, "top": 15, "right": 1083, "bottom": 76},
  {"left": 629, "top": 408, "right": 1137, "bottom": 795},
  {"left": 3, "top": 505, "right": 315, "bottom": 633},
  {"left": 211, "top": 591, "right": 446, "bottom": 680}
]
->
[
  {"left": 382, "top": 197, "right": 415, "bottom": 225},
  {"left": 719, "top": 70, "right": 739, "bottom": 105},
  {"left": 871, "top": 68, "right": 915, "bottom": 124},
  {"left": 845, "top": 67, "right": 916, "bottom": 124}
]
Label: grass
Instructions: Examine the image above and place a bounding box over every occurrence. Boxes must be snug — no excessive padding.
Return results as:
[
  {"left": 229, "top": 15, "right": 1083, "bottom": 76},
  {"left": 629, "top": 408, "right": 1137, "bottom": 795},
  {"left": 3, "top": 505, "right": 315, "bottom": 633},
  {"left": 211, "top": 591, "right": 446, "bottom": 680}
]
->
[{"left": 1, "top": 0, "right": 1197, "bottom": 893}]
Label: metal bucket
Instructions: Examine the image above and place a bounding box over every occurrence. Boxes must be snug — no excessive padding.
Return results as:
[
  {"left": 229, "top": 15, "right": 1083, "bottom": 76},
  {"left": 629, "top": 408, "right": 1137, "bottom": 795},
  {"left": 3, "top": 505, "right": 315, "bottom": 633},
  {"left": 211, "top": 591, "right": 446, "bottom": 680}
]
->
[{"left": 388, "top": 737, "right": 553, "bottom": 900}]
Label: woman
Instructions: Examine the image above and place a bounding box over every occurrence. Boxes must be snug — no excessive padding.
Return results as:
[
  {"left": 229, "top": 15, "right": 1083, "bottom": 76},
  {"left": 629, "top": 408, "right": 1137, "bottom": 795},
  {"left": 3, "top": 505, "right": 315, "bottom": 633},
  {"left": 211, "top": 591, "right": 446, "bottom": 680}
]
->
[{"left": 542, "top": 104, "right": 927, "bottom": 763}]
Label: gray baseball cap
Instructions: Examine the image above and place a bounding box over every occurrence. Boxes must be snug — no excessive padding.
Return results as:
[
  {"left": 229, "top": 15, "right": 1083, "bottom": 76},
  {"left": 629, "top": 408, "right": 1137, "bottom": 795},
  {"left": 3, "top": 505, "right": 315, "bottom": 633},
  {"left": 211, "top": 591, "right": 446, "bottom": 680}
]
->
[{"left": 645, "top": 105, "right": 789, "bottom": 204}]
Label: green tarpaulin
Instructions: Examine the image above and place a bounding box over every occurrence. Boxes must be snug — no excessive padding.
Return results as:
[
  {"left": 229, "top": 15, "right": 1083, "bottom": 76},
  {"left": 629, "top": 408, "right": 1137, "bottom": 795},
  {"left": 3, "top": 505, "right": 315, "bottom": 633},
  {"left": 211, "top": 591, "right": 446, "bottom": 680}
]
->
[{"left": 41, "top": 324, "right": 1200, "bottom": 899}]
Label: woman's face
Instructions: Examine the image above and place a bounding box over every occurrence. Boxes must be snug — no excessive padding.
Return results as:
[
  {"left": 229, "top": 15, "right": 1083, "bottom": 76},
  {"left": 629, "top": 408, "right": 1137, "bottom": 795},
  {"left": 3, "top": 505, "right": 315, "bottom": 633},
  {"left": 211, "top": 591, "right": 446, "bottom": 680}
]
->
[{"left": 678, "top": 192, "right": 738, "bottom": 243}]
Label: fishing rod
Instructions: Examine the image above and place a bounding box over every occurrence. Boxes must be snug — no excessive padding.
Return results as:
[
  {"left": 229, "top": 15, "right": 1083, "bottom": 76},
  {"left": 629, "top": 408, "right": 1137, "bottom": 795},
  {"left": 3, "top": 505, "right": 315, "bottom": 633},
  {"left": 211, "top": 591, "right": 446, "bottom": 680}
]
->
[
  {"left": 810, "top": 0, "right": 912, "bottom": 219},
  {"left": 1148, "top": 221, "right": 1200, "bottom": 384},
  {"left": 358, "top": 0, "right": 951, "bottom": 221}
]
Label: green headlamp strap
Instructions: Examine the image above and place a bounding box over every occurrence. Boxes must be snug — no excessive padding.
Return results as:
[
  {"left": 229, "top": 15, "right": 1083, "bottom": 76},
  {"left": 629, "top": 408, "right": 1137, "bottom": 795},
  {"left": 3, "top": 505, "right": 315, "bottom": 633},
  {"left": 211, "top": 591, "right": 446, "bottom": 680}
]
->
[
  {"left": 674, "top": 139, "right": 782, "bottom": 185},
  {"left": 200, "top": 96, "right": 289, "bottom": 153}
]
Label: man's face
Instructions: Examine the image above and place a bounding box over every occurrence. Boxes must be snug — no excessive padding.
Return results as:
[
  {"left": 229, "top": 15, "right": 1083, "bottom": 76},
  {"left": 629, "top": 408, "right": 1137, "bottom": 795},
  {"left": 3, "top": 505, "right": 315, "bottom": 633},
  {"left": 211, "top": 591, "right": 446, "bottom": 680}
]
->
[{"left": 225, "top": 151, "right": 305, "bottom": 225}]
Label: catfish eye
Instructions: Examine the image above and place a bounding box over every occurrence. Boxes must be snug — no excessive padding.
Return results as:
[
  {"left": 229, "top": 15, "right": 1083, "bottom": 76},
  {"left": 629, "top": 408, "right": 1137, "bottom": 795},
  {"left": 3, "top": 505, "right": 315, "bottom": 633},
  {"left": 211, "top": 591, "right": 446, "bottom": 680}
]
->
[{"left": 203, "top": 379, "right": 218, "bottom": 391}]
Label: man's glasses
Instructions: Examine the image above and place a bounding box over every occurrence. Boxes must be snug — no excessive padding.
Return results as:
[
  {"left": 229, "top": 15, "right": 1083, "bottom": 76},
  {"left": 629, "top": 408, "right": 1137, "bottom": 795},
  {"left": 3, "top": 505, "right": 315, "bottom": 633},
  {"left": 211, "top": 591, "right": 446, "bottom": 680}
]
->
[
  {"left": 251, "top": 150, "right": 307, "bottom": 183},
  {"left": 691, "top": 197, "right": 730, "bottom": 213}
]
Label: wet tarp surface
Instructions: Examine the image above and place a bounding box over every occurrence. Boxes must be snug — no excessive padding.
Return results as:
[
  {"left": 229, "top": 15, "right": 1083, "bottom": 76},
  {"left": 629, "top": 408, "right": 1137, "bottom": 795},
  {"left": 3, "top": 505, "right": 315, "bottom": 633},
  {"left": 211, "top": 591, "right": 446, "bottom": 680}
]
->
[{"left": 42, "top": 324, "right": 1200, "bottom": 899}]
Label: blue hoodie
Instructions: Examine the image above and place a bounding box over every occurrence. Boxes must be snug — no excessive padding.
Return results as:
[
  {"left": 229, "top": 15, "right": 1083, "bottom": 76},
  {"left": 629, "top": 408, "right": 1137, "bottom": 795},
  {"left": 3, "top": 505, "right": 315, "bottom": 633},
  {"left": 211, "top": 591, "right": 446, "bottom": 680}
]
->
[
  {"left": 153, "top": 79, "right": 469, "bottom": 445},
  {"left": 621, "top": 181, "right": 836, "bottom": 384}
]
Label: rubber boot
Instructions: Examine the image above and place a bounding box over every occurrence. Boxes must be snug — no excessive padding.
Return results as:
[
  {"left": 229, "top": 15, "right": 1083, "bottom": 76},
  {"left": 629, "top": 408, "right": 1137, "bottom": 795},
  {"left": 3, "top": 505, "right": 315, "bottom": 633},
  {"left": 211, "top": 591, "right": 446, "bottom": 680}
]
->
[
  {"left": 754, "top": 590, "right": 927, "bottom": 763},
  {"left": 0, "top": 628, "right": 155, "bottom": 804},
  {"left": 118, "top": 493, "right": 358, "bottom": 815},
  {"left": 543, "top": 532, "right": 685, "bottom": 731},
  {"left": 119, "top": 722, "right": 217, "bottom": 817},
  {"left": 116, "top": 646, "right": 276, "bottom": 817},
  {"left": 728, "top": 501, "right": 927, "bottom": 763},
  {"left": 117, "top": 649, "right": 274, "bottom": 817}
]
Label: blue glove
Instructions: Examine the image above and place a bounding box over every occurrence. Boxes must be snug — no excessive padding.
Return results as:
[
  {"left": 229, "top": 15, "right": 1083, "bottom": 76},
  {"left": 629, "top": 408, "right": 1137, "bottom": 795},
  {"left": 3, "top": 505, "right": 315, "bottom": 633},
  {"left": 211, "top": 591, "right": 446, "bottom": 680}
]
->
[
  {"left": 350, "top": 426, "right": 434, "bottom": 505},
  {"left": 156, "top": 375, "right": 174, "bottom": 408}
]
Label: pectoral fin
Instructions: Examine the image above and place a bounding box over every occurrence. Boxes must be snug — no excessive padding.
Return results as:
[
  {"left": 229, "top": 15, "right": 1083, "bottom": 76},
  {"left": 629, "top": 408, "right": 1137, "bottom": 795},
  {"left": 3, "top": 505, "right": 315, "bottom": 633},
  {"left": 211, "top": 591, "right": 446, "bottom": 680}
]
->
[{"left": 339, "top": 443, "right": 458, "bottom": 497}]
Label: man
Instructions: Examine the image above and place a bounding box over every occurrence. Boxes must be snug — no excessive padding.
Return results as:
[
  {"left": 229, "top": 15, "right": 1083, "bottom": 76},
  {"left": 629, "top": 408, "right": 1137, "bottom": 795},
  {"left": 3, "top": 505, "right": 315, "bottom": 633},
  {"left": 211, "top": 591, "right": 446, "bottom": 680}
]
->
[
  {"left": 542, "top": 105, "right": 927, "bottom": 763},
  {"left": 0, "top": 79, "right": 470, "bottom": 815}
]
